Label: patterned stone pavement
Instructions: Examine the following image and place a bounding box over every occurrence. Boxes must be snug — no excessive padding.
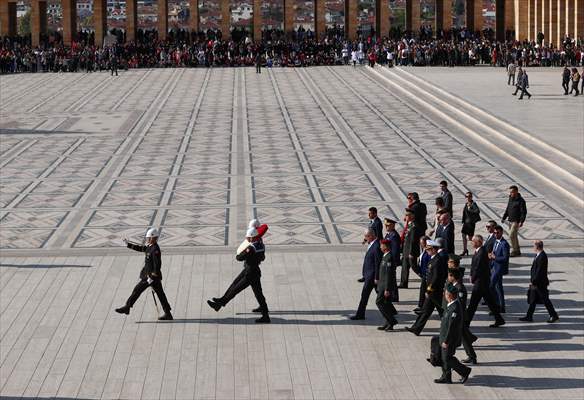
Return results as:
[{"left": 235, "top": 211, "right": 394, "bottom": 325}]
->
[{"left": 0, "top": 67, "right": 583, "bottom": 399}]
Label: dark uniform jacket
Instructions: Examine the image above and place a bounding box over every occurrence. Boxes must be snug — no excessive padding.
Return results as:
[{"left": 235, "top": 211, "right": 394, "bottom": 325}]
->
[
  {"left": 435, "top": 221, "right": 455, "bottom": 254},
  {"left": 237, "top": 240, "right": 265, "bottom": 278},
  {"left": 503, "top": 194, "right": 527, "bottom": 223},
  {"left": 378, "top": 252, "right": 399, "bottom": 302},
  {"left": 439, "top": 299, "right": 464, "bottom": 348},
  {"left": 362, "top": 239, "right": 382, "bottom": 282},
  {"left": 402, "top": 222, "right": 419, "bottom": 260},
  {"left": 528, "top": 251, "right": 550, "bottom": 304},
  {"left": 384, "top": 230, "right": 401, "bottom": 267},
  {"left": 471, "top": 246, "right": 491, "bottom": 288},
  {"left": 127, "top": 242, "right": 162, "bottom": 280},
  {"left": 410, "top": 201, "right": 428, "bottom": 235},
  {"left": 441, "top": 189, "right": 453, "bottom": 216},
  {"left": 425, "top": 254, "right": 447, "bottom": 298}
]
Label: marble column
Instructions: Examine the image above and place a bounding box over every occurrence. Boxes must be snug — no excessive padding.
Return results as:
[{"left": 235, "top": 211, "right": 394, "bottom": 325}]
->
[
  {"left": 189, "top": 0, "right": 199, "bottom": 34},
  {"left": 558, "top": 0, "right": 565, "bottom": 44},
  {"left": 284, "top": 0, "right": 295, "bottom": 35},
  {"left": 466, "top": 0, "right": 483, "bottom": 32},
  {"left": 31, "top": 0, "right": 48, "bottom": 47},
  {"left": 542, "top": 0, "right": 549, "bottom": 44},
  {"left": 576, "top": 0, "right": 583, "bottom": 41},
  {"left": 316, "top": 0, "right": 326, "bottom": 40},
  {"left": 62, "top": 0, "right": 77, "bottom": 45},
  {"left": 515, "top": 0, "right": 529, "bottom": 40},
  {"left": 376, "top": 0, "right": 390, "bottom": 36},
  {"left": 567, "top": 0, "right": 575, "bottom": 37},
  {"left": 126, "top": 0, "right": 138, "bottom": 42},
  {"left": 505, "top": 0, "right": 515, "bottom": 36},
  {"left": 345, "top": 0, "right": 358, "bottom": 39},
  {"left": 220, "top": 0, "right": 230, "bottom": 38},
  {"left": 406, "top": 0, "right": 420, "bottom": 32},
  {"left": 0, "top": 0, "right": 17, "bottom": 37},
  {"left": 436, "top": 0, "right": 452, "bottom": 33},
  {"left": 94, "top": 0, "right": 107, "bottom": 46},
  {"left": 253, "top": 0, "right": 262, "bottom": 40},
  {"left": 158, "top": 0, "right": 168, "bottom": 40}
]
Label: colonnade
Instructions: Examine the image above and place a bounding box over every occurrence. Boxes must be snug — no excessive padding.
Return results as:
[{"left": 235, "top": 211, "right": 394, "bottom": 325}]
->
[{"left": 0, "top": 0, "right": 582, "bottom": 47}]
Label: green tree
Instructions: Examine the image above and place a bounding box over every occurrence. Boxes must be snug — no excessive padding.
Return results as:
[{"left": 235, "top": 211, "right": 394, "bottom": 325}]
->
[{"left": 18, "top": 10, "right": 31, "bottom": 36}]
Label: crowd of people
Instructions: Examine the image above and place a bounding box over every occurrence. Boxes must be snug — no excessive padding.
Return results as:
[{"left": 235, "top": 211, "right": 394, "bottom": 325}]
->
[
  {"left": 351, "top": 181, "right": 559, "bottom": 384},
  {"left": 1, "top": 26, "right": 583, "bottom": 74}
]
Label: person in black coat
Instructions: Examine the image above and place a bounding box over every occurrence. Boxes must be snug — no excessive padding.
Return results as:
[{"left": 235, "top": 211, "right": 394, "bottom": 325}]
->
[
  {"left": 460, "top": 191, "right": 481, "bottom": 256},
  {"left": 439, "top": 180, "right": 453, "bottom": 217},
  {"left": 383, "top": 218, "right": 401, "bottom": 268},
  {"left": 408, "top": 192, "right": 428, "bottom": 238},
  {"left": 208, "top": 227, "right": 270, "bottom": 323},
  {"left": 519, "top": 240, "right": 559, "bottom": 323},
  {"left": 483, "top": 220, "right": 497, "bottom": 252},
  {"left": 466, "top": 235, "right": 505, "bottom": 328},
  {"left": 400, "top": 209, "right": 419, "bottom": 288},
  {"left": 351, "top": 229, "right": 382, "bottom": 320},
  {"left": 502, "top": 185, "right": 527, "bottom": 256},
  {"left": 406, "top": 240, "right": 447, "bottom": 335},
  {"left": 368, "top": 207, "right": 384, "bottom": 241},
  {"left": 115, "top": 228, "right": 173, "bottom": 320},
  {"left": 435, "top": 211, "right": 455, "bottom": 254}
]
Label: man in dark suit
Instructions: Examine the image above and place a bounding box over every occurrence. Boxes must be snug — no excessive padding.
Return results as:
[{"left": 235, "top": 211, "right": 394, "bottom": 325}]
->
[
  {"left": 351, "top": 229, "right": 382, "bottom": 320},
  {"left": 466, "top": 235, "right": 505, "bottom": 328},
  {"left": 519, "top": 240, "right": 559, "bottom": 323},
  {"left": 439, "top": 180, "right": 453, "bottom": 217},
  {"left": 408, "top": 192, "right": 428, "bottom": 240},
  {"left": 435, "top": 284, "right": 472, "bottom": 384},
  {"left": 489, "top": 226, "right": 510, "bottom": 314},
  {"left": 435, "top": 211, "right": 455, "bottom": 254},
  {"left": 483, "top": 220, "right": 497, "bottom": 252},
  {"left": 358, "top": 207, "right": 383, "bottom": 282},
  {"left": 406, "top": 240, "right": 447, "bottom": 335},
  {"left": 399, "top": 209, "right": 418, "bottom": 288}
]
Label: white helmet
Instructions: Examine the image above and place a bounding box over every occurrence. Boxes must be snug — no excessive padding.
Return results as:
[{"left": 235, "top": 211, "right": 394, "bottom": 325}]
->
[
  {"left": 246, "top": 227, "right": 258, "bottom": 237},
  {"left": 248, "top": 219, "right": 260, "bottom": 228},
  {"left": 145, "top": 228, "right": 159, "bottom": 238}
]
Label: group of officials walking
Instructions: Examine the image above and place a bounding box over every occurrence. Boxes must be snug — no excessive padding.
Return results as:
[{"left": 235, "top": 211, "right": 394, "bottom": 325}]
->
[
  {"left": 110, "top": 180, "right": 559, "bottom": 385},
  {"left": 350, "top": 181, "right": 559, "bottom": 384}
]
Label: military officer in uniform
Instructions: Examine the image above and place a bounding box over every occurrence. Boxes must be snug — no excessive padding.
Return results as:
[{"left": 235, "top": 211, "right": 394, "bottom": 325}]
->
[
  {"left": 446, "top": 256, "right": 478, "bottom": 365},
  {"left": 207, "top": 227, "right": 270, "bottom": 323},
  {"left": 115, "top": 228, "right": 173, "bottom": 320},
  {"left": 376, "top": 239, "right": 399, "bottom": 331},
  {"left": 399, "top": 209, "right": 419, "bottom": 288},
  {"left": 435, "top": 283, "right": 472, "bottom": 384}
]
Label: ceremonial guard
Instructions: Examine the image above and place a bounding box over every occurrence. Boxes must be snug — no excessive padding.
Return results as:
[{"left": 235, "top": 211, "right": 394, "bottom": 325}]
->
[
  {"left": 376, "top": 239, "right": 399, "bottom": 331},
  {"left": 435, "top": 283, "right": 472, "bottom": 384},
  {"left": 115, "top": 228, "right": 173, "bottom": 320},
  {"left": 207, "top": 227, "right": 270, "bottom": 323}
]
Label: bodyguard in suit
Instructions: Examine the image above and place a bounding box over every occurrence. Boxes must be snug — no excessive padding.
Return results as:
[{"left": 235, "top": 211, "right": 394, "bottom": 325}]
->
[
  {"left": 483, "top": 220, "right": 497, "bottom": 252},
  {"left": 435, "top": 211, "right": 455, "bottom": 254},
  {"left": 399, "top": 209, "right": 419, "bottom": 288},
  {"left": 434, "top": 284, "right": 472, "bottom": 384},
  {"left": 519, "top": 240, "right": 559, "bottom": 323},
  {"left": 415, "top": 236, "right": 432, "bottom": 311},
  {"left": 115, "top": 228, "right": 173, "bottom": 320},
  {"left": 376, "top": 239, "right": 399, "bottom": 331},
  {"left": 489, "top": 226, "right": 510, "bottom": 313},
  {"left": 439, "top": 180, "right": 453, "bottom": 217},
  {"left": 466, "top": 235, "right": 505, "bottom": 327},
  {"left": 368, "top": 207, "right": 384, "bottom": 241},
  {"left": 351, "top": 229, "right": 382, "bottom": 320},
  {"left": 502, "top": 185, "right": 527, "bottom": 256},
  {"left": 408, "top": 192, "right": 428, "bottom": 239},
  {"left": 446, "top": 259, "right": 478, "bottom": 365},
  {"left": 406, "top": 240, "right": 447, "bottom": 335}
]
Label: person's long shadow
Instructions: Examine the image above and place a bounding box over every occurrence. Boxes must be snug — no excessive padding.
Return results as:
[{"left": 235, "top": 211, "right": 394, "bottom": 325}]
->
[
  {"left": 466, "top": 374, "right": 584, "bottom": 390},
  {"left": 0, "top": 264, "right": 93, "bottom": 269},
  {"left": 477, "top": 358, "right": 584, "bottom": 368}
]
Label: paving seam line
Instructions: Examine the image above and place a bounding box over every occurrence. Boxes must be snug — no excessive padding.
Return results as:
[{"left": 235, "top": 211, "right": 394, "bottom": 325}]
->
[
  {"left": 366, "top": 66, "right": 584, "bottom": 208},
  {"left": 394, "top": 66, "right": 583, "bottom": 169},
  {"left": 111, "top": 69, "right": 154, "bottom": 111},
  {"left": 0, "top": 138, "right": 37, "bottom": 168},
  {"left": 27, "top": 73, "right": 90, "bottom": 113}
]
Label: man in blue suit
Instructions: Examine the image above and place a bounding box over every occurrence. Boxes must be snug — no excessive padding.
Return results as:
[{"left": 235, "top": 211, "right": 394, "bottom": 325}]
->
[
  {"left": 383, "top": 218, "right": 401, "bottom": 268},
  {"left": 351, "top": 228, "right": 382, "bottom": 320},
  {"left": 488, "top": 225, "right": 510, "bottom": 314}
]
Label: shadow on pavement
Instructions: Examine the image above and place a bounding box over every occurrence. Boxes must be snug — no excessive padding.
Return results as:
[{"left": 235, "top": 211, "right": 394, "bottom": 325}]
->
[{"left": 466, "top": 374, "right": 584, "bottom": 390}]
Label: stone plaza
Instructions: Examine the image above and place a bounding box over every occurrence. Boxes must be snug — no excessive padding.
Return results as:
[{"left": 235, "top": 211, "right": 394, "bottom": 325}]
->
[{"left": 0, "top": 66, "right": 583, "bottom": 399}]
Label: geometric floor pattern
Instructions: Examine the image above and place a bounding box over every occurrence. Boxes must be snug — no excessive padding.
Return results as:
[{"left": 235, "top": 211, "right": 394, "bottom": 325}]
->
[{"left": 1, "top": 67, "right": 583, "bottom": 252}]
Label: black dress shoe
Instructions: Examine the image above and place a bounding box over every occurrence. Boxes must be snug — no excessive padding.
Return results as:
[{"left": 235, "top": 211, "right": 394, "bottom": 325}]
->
[
  {"left": 378, "top": 324, "right": 389, "bottom": 330},
  {"left": 519, "top": 316, "right": 533, "bottom": 322},
  {"left": 252, "top": 307, "right": 262, "bottom": 313},
  {"left": 212, "top": 297, "right": 222, "bottom": 304},
  {"left": 547, "top": 315, "right": 559, "bottom": 323},
  {"left": 414, "top": 309, "right": 422, "bottom": 316},
  {"left": 490, "top": 319, "right": 505, "bottom": 327},
  {"left": 397, "top": 284, "right": 408, "bottom": 289},
  {"left": 413, "top": 307, "right": 421, "bottom": 313},
  {"left": 434, "top": 376, "right": 452, "bottom": 384},
  {"left": 462, "top": 357, "right": 477, "bottom": 365},
  {"left": 207, "top": 300, "right": 221, "bottom": 312},
  {"left": 405, "top": 327, "right": 420, "bottom": 336},
  {"left": 255, "top": 315, "right": 271, "bottom": 323},
  {"left": 461, "top": 368, "right": 472, "bottom": 384},
  {"left": 349, "top": 315, "right": 365, "bottom": 320},
  {"left": 357, "top": 277, "right": 365, "bottom": 283},
  {"left": 158, "top": 312, "right": 173, "bottom": 320},
  {"left": 115, "top": 305, "right": 130, "bottom": 315}
]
